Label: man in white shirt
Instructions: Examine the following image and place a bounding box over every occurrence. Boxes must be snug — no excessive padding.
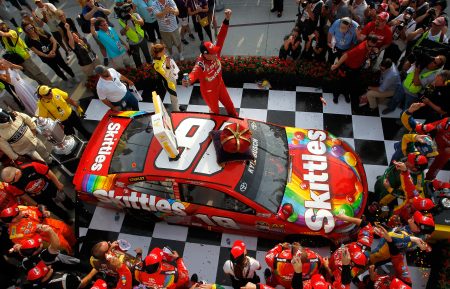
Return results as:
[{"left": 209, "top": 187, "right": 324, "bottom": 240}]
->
[
  {"left": 95, "top": 65, "right": 139, "bottom": 111},
  {"left": 34, "top": 0, "right": 70, "bottom": 57}
]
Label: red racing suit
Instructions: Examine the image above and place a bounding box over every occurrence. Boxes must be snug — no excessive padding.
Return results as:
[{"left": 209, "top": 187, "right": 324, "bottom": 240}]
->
[
  {"left": 265, "top": 244, "right": 323, "bottom": 288},
  {"left": 134, "top": 257, "right": 190, "bottom": 289},
  {"left": 0, "top": 182, "right": 18, "bottom": 211},
  {"left": 8, "top": 205, "right": 76, "bottom": 254},
  {"left": 401, "top": 111, "right": 450, "bottom": 180},
  {"left": 188, "top": 20, "right": 238, "bottom": 117}
]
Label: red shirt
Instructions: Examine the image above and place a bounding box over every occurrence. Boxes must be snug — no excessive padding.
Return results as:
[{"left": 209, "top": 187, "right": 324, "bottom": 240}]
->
[
  {"left": 361, "top": 21, "right": 393, "bottom": 48},
  {"left": 344, "top": 41, "right": 370, "bottom": 70}
]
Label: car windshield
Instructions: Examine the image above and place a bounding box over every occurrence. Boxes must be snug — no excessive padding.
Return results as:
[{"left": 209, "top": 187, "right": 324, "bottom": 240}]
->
[
  {"left": 234, "top": 120, "right": 289, "bottom": 214},
  {"left": 109, "top": 115, "right": 153, "bottom": 173}
]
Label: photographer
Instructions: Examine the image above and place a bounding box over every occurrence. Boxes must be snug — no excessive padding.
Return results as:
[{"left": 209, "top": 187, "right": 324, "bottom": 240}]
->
[
  {"left": 279, "top": 27, "right": 302, "bottom": 60},
  {"left": 383, "top": 54, "right": 446, "bottom": 113},
  {"left": 82, "top": 0, "right": 112, "bottom": 65},
  {"left": 295, "top": 0, "right": 323, "bottom": 42},
  {"left": 384, "top": 7, "right": 421, "bottom": 63},
  {"left": 413, "top": 16, "right": 448, "bottom": 47},
  {"left": 117, "top": 5, "right": 152, "bottom": 67},
  {"left": 415, "top": 0, "right": 447, "bottom": 31},
  {"left": 327, "top": 17, "right": 359, "bottom": 64},
  {"left": 419, "top": 70, "right": 450, "bottom": 122}
]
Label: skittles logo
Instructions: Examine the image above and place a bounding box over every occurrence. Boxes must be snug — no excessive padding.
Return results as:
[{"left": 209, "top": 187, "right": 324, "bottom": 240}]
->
[{"left": 281, "top": 128, "right": 366, "bottom": 235}]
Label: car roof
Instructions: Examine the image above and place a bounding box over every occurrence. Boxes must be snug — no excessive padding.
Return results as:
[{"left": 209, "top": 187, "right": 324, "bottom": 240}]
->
[{"left": 74, "top": 111, "right": 248, "bottom": 192}]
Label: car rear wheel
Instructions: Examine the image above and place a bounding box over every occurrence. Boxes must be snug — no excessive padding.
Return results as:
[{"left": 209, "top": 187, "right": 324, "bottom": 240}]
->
[{"left": 284, "top": 234, "right": 331, "bottom": 248}]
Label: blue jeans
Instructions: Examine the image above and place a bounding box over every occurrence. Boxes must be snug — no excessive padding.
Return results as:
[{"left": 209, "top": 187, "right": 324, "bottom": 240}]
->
[
  {"left": 387, "top": 84, "right": 405, "bottom": 111},
  {"left": 112, "top": 90, "right": 139, "bottom": 111}
]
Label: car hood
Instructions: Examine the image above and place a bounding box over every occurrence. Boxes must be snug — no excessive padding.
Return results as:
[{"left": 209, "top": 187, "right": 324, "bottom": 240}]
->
[{"left": 279, "top": 127, "right": 368, "bottom": 236}]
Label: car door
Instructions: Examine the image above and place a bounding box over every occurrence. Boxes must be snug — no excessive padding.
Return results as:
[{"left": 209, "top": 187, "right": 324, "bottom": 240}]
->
[{"left": 173, "top": 182, "right": 260, "bottom": 234}]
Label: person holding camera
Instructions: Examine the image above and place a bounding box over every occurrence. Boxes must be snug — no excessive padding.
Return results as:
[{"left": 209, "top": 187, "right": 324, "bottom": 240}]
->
[
  {"left": 295, "top": 0, "right": 323, "bottom": 42},
  {"left": 302, "top": 29, "right": 327, "bottom": 61},
  {"left": 133, "top": 0, "right": 162, "bottom": 44},
  {"left": 117, "top": 8, "right": 152, "bottom": 67},
  {"left": 415, "top": 0, "right": 447, "bottom": 31},
  {"left": 91, "top": 17, "right": 132, "bottom": 69},
  {"left": 413, "top": 16, "right": 448, "bottom": 47},
  {"left": 383, "top": 54, "right": 446, "bottom": 114},
  {"left": 327, "top": 17, "right": 359, "bottom": 64},
  {"left": 279, "top": 27, "right": 302, "bottom": 60},
  {"left": 419, "top": 70, "right": 449, "bottom": 122},
  {"left": 384, "top": 7, "right": 421, "bottom": 63}
]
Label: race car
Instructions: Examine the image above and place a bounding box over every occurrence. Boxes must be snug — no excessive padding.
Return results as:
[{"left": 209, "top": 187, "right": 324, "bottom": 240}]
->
[{"left": 74, "top": 101, "right": 368, "bottom": 242}]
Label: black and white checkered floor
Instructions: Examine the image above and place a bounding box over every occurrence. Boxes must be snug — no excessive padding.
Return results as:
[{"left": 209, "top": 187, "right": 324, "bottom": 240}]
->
[{"left": 78, "top": 83, "right": 449, "bottom": 289}]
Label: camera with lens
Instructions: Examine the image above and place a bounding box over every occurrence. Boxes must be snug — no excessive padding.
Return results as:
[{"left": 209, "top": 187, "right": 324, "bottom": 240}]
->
[
  {"left": 114, "top": 3, "right": 133, "bottom": 21},
  {"left": 407, "top": 48, "right": 434, "bottom": 69}
]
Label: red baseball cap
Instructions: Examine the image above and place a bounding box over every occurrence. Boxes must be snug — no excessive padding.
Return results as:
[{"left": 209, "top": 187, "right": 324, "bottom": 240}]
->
[
  {"left": 413, "top": 211, "right": 435, "bottom": 234},
  {"left": 230, "top": 245, "right": 245, "bottom": 259},
  {"left": 377, "top": 12, "right": 389, "bottom": 21},
  {"left": 144, "top": 247, "right": 163, "bottom": 266},
  {"left": 91, "top": 279, "right": 107, "bottom": 289},
  {"left": 20, "top": 235, "right": 43, "bottom": 250},
  {"left": 27, "top": 261, "right": 50, "bottom": 281},
  {"left": 278, "top": 249, "right": 293, "bottom": 260},
  {"left": 310, "top": 274, "right": 331, "bottom": 289},
  {"left": 390, "top": 278, "right": 412, "bottom": 289},
  {"left": 379, "top": 3, "right": 388, "bottom": 11},
  {"left": 200, "top": 41, "right": 220, "bottom": 55},
  {"left": 232, "top": 240, "right": 246, "bottom": 251},
  {"left": 412, "top": 197, "right": 435, "bottom": 211},
  {"left": 347, "top": 243, "right": 368, "bottom": 267},
  {"left": 0, "top": 204, "right": 19, "bottom": 222}
]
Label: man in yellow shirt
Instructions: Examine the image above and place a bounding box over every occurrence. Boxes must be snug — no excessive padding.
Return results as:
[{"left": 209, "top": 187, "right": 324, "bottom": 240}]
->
[
  {"left": 36, "top": 85, "right": 91, "bottom": 140},
  {"left": 0, "top": 20, "right": 51, "bottom": 85}
]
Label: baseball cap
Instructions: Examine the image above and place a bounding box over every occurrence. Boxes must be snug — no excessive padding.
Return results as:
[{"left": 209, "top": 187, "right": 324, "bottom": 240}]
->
[
  {"left": 144, "top": 247, "right": 163, "bottom": 266},
  {"left": 412, "top": 197, "right": 435, "bottom": 211},
  {"left": 347, "top": 243, "right": 368, "bottom": 267},
  {"left": 407, "top": 153, "right": 428, "bottom": 171},
  {"left": 230, "top": 245, "right": 245, "bottom": 260},
  {"left": 404, "top": 7, "right": 415, "bottom": 15},
  {"left": 37, "top": 85, "right": 52, "bottom": 96},
  {"left": 310, "top": 274, "right": 332, "bottom": 289},
  {"left": 232, "top": 240, "right": 246, "bottom": 252},
  {"left": 34, "top": 0, "right": 42, "bottom": 2},
  {"left": 379, "top": 3, "right": 388, "bottom": 11},
  {"left": 413, "top": 211, "right": 435, "bottom": 234},
  {"left": 94, "top": 65, "right": 108, "bottom": 75},
  {"left": 377, "top": 12, "right": 389, "bottom": 21},
  {"left": 27, "top": 261, "right": 50, "bottom": 282},
  {"left": 200, "top": 41, "right": 220, "bottom": 55},
  {"left": 432, "top": 17, "right": 446, "bottom": 26},
  {"left": 20, "top": 235, "right": 43, "bottom": 250},
  {"left": 0, "top": 204, "right": 19, "bottom": 222},
  {"left": 91, "top": 279, "right": 107, "bottom": 289},
  {"left": 390, "top": 278, "right": 412, "bottom": 289}
]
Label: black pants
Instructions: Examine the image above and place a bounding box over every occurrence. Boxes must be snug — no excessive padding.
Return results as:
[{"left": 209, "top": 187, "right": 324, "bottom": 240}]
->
[
  {"left": 61, "top": 110, "right": 91, "bottom": 140},
  {"left": 192, "top": 16, "right": 212, "bottom": 41},
  {"left": 273, "top": 0, "right": 283, "bottom": 12},
  {"left": 0, "top": 80, "right": 24, "bottom": 110},
  {"left": 51, "top": 31, "right": 67, "bottom": 52},
  {"left": 143, "top": 21, "right": 161, "bottom": 43},
  {"left": 230, "top": 275, "right": 260, "bottom": 289},
  {"left": 42, "top": 51, "right": 75, "bottom": 81},
  {"left": 327, "top": 47, "right": 345, "bottom": 65},
  {"left": 333, "top": 68, "right": 363, "bottom": 106},
  {"left": 129, "top": 40, "right": 152, "bottom": 67}
]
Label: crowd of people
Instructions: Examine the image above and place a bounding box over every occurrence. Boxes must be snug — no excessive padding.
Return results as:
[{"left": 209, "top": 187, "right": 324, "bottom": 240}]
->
[{"left": 0, "top": 0, "right": 448, "bottom": 288}]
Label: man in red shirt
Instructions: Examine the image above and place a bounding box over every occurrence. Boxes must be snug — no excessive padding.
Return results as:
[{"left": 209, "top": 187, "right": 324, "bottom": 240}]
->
[
  {"left": 360, "top": 12, "right": 393, "bottom": 49},
  {"left": 182, "top": 9, "right": 238, "bottom": 117},
  {"left": 330, "top": 35, "right": 379, "bottom": 104}
]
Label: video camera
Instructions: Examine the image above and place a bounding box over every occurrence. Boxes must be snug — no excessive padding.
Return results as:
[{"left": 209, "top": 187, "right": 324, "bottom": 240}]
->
[
  {"left": 407, "top": 39, "right": 450, "bottom": 70},
  {"left": 114, "top": 3, "right": 133, "bottom": 21}
]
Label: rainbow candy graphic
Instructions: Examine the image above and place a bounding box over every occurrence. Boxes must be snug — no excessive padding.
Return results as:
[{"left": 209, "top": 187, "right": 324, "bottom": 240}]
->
[
  {"left": 116, "top": 111, "right": 147, "bottom": 118},
  {"left": 281, "top": 127, "right": 366, "bottom": 231},
  {"left": 82, "top": 174, "right": 116, "bottom": 193}
]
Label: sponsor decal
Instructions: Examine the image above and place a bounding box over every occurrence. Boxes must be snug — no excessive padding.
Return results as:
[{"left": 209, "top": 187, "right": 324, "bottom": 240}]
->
[
  {"left": 255, "top": 221, "right": 270, "bottom": 232},
  {"left": 93, "top": 189, "right": 187, "bottom": 216},
  {"left": 91, "top": 122, "right": 121, "bottom": 171},
  {"left": 271, "top": 224, "right": 285, "bottom": 233},
  {"left": 128, "top": 176, "right": 145, "bottom": 182}
]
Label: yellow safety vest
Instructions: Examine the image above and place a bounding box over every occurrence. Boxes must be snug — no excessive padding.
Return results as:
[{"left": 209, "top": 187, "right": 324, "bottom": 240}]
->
[
  {"left": 403, "top": 68, "right": 436, "bottom": 94},
  {"left": 118, "top": 14, "right": 145, "bottom": 44},
  {"left": 1, "top": 30, "right": 30, "bottom": 60}
]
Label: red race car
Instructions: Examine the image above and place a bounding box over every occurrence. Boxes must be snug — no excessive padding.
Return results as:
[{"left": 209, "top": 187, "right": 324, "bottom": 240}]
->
[{"left": 74, "top": 108, "right": 368, "bottom": 242}]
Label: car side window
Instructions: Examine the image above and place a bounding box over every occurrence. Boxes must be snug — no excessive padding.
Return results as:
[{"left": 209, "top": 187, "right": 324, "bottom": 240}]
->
[
  {"left": 127, "top": 181, "right": 174, "bottom": 199},
  {"left": 180, "top": 184, "right": 255, "bottom": 214}
]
